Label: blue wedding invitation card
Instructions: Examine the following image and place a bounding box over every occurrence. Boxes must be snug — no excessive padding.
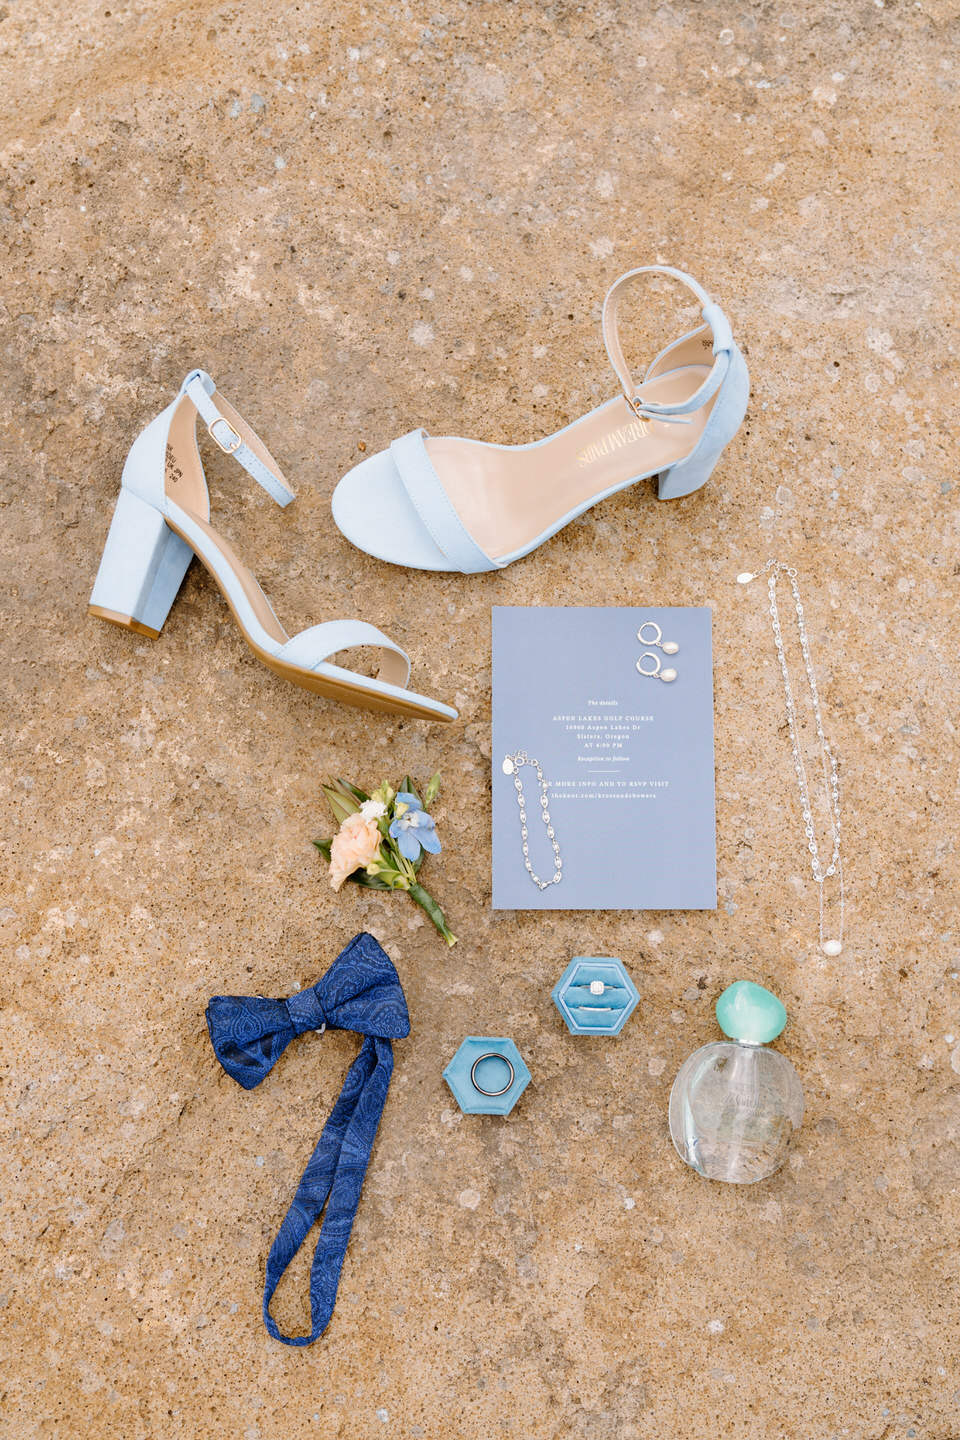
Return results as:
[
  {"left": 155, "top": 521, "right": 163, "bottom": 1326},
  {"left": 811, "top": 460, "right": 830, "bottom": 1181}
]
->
[{"left": 492, "top": 607, "right": 716, "bottom": 910}]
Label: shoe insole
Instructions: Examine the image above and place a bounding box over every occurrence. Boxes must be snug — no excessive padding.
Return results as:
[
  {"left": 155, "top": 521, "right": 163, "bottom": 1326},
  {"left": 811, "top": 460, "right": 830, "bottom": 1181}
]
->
[
  {"left": 165, "top": 396, "right": 290, "bottom": 645},
  {"left": 426, "top": 365, "right": 713, "bottom": 559}
]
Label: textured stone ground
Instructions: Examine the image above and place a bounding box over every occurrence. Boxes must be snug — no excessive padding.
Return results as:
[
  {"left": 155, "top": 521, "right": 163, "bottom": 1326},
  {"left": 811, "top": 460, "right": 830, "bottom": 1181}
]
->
[{"left": 2, "top": 1, "right": 959, "bottom": 1436}]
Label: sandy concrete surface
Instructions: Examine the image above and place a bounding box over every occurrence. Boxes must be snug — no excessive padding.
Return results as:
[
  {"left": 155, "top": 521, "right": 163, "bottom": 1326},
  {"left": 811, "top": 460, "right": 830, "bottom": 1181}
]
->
[{"left": 2, "top": 1, "right": 959, "bottom": 1436}]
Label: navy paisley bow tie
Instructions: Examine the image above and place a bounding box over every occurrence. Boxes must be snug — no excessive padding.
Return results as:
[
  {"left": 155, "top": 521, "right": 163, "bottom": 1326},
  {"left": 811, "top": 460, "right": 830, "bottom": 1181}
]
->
[{"left": 205, "top": 931, "right": 410, "bottom": 1346}]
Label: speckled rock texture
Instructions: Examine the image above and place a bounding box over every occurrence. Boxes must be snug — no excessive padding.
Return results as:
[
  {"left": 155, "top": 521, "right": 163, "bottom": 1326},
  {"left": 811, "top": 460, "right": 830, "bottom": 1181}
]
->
[{"left": 2, "top": 2, "right": 959, "bottom": 1436}]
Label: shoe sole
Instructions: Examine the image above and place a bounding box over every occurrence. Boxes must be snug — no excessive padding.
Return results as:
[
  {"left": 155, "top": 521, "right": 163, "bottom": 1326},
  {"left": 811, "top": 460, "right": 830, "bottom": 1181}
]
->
[{"left": 90, "top": 517, "right": 456, "bottom": 725}]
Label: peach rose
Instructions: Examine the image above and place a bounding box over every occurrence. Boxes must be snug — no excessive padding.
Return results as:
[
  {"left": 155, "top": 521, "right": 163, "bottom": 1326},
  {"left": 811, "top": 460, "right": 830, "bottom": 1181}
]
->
[{"left": 328, "top": 807, "right": 383, "bottom": 891}]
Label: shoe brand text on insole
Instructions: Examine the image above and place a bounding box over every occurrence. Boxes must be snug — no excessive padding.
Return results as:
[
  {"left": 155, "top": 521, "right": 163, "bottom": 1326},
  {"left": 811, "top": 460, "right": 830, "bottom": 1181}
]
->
[{"left": 576, "top": 417, "right": 651, "bottom": 468}]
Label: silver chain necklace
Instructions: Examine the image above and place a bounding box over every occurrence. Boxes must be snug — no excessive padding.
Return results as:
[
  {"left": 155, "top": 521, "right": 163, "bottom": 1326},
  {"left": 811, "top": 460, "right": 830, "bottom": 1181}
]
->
[
  {"left": 501, "top": 751, "right": 563, "bottom": 889},
  {"left": 737, "top": 561, "right": 844, "bottom": 956}
]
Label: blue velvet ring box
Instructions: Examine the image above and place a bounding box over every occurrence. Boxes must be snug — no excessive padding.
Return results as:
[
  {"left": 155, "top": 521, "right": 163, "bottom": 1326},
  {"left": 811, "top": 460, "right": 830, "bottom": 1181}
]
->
[
  {"left": 443, "top": 1036, "right": 531, "bottom": 1116},
  {"left": 552, "top": 957, "right": 639, "bottom": 1036}
]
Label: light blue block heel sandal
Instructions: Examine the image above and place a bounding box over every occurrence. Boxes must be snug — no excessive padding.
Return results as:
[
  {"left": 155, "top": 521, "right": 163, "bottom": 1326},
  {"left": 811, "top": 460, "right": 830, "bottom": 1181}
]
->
[
  {"left": 89, "top": 370, "right": 457, "bottom": 723},
  {"left": 332, "top": 265, "right": 749, "bottom": 572}
]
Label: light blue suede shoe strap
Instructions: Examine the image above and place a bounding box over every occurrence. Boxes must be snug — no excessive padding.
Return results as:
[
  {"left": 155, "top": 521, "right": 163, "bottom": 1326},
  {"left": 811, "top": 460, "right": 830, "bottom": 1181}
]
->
[
  {"left": 602, "top": 266, "right": 734, "bottom": 425},
  {"left": 389, "top": 429, "right": 496, "bottom": 574},
  {"left": 183, "top": 370, "right": 295, "bottom": 508},
  {"left": 277, "top": 619, "right": 414, "bottom": 685},
  {"left": 277, "top": 619, "right": 411, "bottom": 687}
]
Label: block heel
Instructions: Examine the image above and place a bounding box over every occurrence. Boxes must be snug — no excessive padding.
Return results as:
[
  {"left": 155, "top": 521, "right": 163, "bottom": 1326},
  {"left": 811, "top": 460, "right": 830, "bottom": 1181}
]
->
[
  {"left": 88, "top": 485, "right": 193, "bottom": 639},
  {"left": 657, "top": 341, "right": 750, "bottom": 500},
  {"left": 656, "top": 444, "right": 728, "bottom": 501}
]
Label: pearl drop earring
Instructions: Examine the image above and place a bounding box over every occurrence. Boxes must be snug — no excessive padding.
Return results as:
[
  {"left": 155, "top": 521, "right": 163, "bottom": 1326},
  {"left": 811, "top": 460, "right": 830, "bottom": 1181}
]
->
[{"left": 637, "top": 621, "right": 679, "bottom": 655}]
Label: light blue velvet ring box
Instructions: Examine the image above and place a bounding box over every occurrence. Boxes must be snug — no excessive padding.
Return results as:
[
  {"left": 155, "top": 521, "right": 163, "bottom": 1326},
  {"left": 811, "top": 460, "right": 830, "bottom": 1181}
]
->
[
  {"left": 552, "top": 957, "right": 639, "bottom": 1036},
  {"left": 443, "top": 1036, "right": 531, "bottom": 1116}
]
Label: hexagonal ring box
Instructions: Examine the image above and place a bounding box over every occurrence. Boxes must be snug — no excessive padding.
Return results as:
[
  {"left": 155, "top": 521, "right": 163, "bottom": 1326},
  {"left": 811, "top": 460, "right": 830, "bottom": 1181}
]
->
[
  {"left": 552, "top": 957, "right": 639, "bottom": 1036},
  {"left": 443, "top": 1036, "right": 531, "bottom": 1116}
]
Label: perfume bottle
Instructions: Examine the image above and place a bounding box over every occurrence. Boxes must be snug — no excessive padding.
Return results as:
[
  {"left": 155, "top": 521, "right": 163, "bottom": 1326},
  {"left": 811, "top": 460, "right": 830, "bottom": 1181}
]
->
[{"left": 668, "top": 980, "right": 804, "bottom": 1184}]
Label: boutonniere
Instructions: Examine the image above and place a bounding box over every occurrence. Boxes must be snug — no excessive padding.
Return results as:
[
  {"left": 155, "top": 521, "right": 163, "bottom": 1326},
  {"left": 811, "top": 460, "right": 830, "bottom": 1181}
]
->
[{"left": 314, "top": 773, "right": 456, "bottom": 947}]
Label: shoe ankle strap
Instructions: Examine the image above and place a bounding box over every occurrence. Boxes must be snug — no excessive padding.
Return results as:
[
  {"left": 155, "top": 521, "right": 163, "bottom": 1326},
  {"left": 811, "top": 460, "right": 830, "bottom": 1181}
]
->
[
  {"left": 182, "top": 370, "right": 295, "bottom": 507},
  {"left": 601, "top": 266, "right": 734, "bottom": 426}
]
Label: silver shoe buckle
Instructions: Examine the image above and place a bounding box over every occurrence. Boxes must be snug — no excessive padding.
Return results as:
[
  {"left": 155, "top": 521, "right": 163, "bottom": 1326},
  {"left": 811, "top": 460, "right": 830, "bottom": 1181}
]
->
[{"left": 208, "top": 417, "right": 242, "bottom": 454}]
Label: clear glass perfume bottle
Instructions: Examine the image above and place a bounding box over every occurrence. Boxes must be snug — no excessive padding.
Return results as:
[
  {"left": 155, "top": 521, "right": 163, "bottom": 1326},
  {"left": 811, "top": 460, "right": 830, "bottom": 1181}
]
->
[{"left": 668, "top": 980, "right": 804, "bottom": 1184}]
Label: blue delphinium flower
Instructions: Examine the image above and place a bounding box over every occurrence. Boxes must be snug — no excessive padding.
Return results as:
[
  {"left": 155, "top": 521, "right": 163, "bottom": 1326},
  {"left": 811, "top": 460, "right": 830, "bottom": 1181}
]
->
[{"left": 389, "top": 792, "right": 442, "bottom": 863}]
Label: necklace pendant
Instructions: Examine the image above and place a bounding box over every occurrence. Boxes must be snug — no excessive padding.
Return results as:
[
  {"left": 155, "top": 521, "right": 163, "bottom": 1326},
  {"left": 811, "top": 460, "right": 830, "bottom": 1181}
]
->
[{"left": 821, "top": 940, "right": 843, "bottom": 957}]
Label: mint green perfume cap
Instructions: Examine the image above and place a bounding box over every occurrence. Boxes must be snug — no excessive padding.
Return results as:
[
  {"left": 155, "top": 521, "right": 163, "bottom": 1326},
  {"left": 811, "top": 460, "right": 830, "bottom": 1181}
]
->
[{"left": 715, "top": 980, "right": 787, "bottom": 1044}]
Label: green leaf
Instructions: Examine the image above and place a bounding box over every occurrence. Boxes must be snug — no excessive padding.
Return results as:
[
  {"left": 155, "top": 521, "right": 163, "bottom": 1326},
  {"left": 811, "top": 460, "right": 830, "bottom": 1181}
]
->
[
  {"left": 336, "top": 777, "right": 370, "bottom": 804},
  {"left": 313, "top": 838, "right": 333, "bottom": 859},
  {"left": 409, "top": 881, "right": 457, "bottom": 946},
  {"left": 346, "top": 869, "right": 392, "bottom": 890},
  {"left": 321, "top": 784, "right": 359, "bottom": 825},
  {"left": 423, "top": 772, "right": 441, "bottom": 808}
]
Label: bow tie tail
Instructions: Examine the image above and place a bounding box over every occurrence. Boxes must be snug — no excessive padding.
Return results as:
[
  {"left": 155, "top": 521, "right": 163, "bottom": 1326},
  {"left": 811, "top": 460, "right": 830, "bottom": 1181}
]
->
[{"left": 263, "top": 1035, "right": 394, "bottom": 1346}]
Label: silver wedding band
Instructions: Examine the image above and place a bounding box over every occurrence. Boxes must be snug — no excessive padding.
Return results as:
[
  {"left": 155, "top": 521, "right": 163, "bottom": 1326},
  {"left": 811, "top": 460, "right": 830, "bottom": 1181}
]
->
[{"left": 470, "top": 1052, "right": 515, "bottom": 1097}]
